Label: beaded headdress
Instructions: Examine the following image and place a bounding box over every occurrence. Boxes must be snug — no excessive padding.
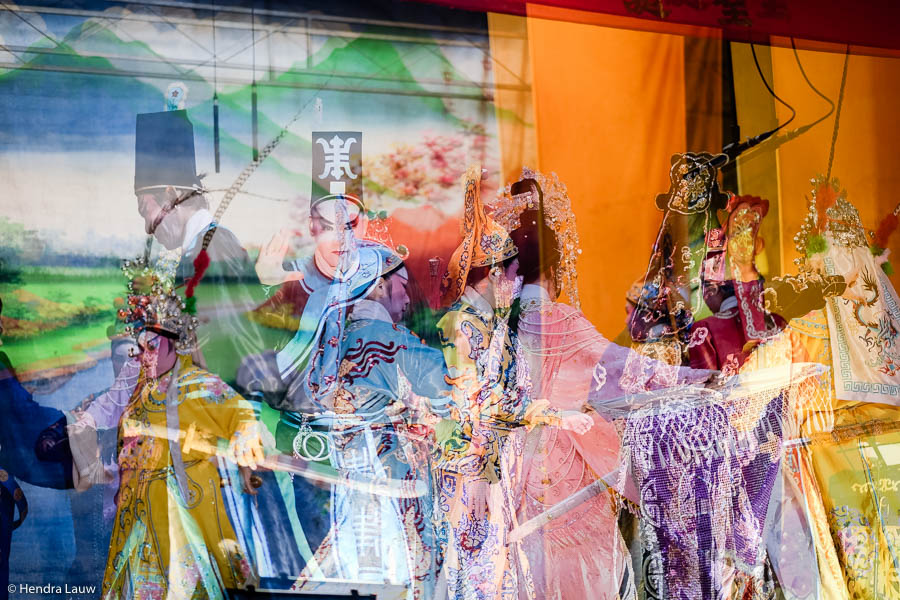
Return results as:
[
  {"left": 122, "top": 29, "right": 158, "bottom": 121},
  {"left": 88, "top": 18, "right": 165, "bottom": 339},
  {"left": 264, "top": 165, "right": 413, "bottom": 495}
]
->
[
  {"left": 755, "top": 177, "right": 856, "bottom": 318},
  {"left": 793, "top": 175, "right": 867, "bottom": 272},
  {"left": 118, "top": 253, "right": 199, "bottom": 355},
  {"left": 494, "top": 167, "right": 582, "bottom": 308},
  {"left": 440, "top": 165, "right": 518, "bottom": 306}
]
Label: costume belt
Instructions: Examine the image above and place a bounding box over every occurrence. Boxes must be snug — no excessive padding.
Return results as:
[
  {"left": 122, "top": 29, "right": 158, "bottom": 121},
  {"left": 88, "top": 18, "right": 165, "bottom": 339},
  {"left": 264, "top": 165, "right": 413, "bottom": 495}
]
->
[{"left": 277, "top": 411, "right": 332, "bottom": 463}]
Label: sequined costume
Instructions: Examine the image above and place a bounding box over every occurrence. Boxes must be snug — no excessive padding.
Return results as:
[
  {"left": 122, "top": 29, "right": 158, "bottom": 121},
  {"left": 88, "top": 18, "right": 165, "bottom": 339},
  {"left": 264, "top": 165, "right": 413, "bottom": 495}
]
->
[
  {"left": 509, "top": 284, "right": 631, "bottom": 600},
  {"left": 435, "top": 288, "right": 541, "bottom": 600},
  {"left": 492, "top": 168, "right": 635, "bottom": 600},
  {"left": 434, "top": 165, "right": 546, "bottom": 600}
]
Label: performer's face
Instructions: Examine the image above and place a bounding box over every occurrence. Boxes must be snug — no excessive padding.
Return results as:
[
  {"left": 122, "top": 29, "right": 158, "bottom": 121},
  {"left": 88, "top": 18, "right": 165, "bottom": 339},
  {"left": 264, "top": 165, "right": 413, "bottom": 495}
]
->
[
  {"left": 139, "top": 332, "right": 177, "bottom": 378},
  {"left": 309, "top": 200, "right": 365, "bottom": 276},
  {"left": 503, "top": 257, "right": 520, "bottom": 284},
  {"left": 382, "top": 268, "right": 410, "bottom": 322},
  {"left": 309, "top": 210, "right": 340, "bottom": 270},
  {"left": 111, "top": 337, "right": 139, "bottom": 377},
  {"left": 136, "top": 189, "right": 183, "bottom": 250},
  {"left": 488, "top": 257, "right": 522, "bottom": 307}
]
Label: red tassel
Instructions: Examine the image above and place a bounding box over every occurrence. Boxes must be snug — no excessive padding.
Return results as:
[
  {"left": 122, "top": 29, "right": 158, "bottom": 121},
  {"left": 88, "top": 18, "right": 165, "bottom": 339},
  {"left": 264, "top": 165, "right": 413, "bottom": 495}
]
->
[
  {"left": 875, "top": 213, "right": 899, "bottom": 250},
  {"left": 185, "top": 249, "right": 210, "bottom": 298},
  {"left": 815, "top": 185, "right": 837, "bottom": 231}
]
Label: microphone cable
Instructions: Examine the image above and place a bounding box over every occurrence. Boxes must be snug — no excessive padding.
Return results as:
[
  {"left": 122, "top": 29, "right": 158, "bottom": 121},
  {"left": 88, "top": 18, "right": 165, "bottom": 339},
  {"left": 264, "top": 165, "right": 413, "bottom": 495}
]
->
[{"left": 750, "top": 42, "right": 796, "bottom": 133}]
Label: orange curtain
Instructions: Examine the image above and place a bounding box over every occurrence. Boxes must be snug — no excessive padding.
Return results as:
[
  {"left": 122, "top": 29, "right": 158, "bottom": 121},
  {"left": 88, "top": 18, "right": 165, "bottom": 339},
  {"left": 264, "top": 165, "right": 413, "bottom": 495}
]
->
[
  {"left": 489, "top": 9, "right": 900, "bottom": 337},
  {"left": 523, "top": 5, "right": 688, "bottom": 337}
]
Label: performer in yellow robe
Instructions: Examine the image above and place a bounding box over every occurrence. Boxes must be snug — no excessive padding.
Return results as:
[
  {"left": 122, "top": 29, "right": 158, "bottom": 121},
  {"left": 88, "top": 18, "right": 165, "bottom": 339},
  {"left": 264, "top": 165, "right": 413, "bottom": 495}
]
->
[
  {"left": 800, "top": 178, "right": 900, "bottom": 599},
  {"left": 744, "top": 176, "right": 900, "bottom": 600},
  {"left": 102, "top": 258, "right": 264, "bottom": 600}
]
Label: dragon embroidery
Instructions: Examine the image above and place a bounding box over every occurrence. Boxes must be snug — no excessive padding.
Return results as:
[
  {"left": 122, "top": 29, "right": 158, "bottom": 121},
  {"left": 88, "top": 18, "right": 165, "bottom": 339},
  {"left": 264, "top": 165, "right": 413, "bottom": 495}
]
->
[{"left": 849, "top": 266, "right": 900, "bottom": 376}]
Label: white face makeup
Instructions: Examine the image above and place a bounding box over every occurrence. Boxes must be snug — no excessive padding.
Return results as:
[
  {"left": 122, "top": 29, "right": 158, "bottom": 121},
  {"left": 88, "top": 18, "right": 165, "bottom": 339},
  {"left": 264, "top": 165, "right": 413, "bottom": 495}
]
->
[
  {"left": 111, "top": 338, "right": 139, "bottom": 377},
  {"left": 309, "top": 198, "right": 365, "bottom": 276}
]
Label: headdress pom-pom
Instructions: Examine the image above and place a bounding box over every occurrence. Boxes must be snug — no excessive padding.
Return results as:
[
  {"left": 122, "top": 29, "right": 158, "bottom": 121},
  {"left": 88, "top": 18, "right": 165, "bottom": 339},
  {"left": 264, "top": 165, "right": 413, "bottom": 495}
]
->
[
  {"left": 185, "top": 249, "right": 210, "bottom": 300},
  {"left": 805, "top": 233, "right": 828, "bottom": 256}
]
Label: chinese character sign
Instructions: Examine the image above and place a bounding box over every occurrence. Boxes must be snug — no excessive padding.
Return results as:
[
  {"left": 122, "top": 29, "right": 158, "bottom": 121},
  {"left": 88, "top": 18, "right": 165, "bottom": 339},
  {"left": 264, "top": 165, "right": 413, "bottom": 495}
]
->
[{"left": 312, "top": 131, "right": 363, "bottom": 206}]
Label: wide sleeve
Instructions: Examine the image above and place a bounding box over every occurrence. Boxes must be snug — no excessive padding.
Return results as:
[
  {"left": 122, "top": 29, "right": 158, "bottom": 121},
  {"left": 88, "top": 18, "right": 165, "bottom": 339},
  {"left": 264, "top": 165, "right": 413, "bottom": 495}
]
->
[
  {"left": 84, "top": 357, "right": 141, "bottom": 429},
  {"left": 177, "top": 370, "right": 259, "bottom": 463},
  {"left": 436, "top": 310, "right": 480, "bottom": 419},
  {"left": 589, "top": 338, "right": 712, "bottom": 414},
  {"left": 436, "top": 309, "right": 515, "bottom": 423},
  {"left": 396, "top": 328, "right": 453, "bottom": 418}
]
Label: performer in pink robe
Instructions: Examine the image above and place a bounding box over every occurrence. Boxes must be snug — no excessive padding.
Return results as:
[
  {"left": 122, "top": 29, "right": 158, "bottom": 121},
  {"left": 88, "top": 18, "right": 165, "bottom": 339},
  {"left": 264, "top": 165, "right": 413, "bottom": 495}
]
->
[{"left": 495, "top": 170, "right": 711, "bottom": 600}]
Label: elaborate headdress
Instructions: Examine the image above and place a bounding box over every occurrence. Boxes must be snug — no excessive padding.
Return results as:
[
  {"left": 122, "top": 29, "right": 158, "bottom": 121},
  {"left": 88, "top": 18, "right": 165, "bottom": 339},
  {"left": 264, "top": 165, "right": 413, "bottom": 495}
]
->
[
  {"left": 759, "top": 177, "right": 852, "bottom": 319},
  {"left": 440, "top": 165, "right": 518, "bottom": 306},
  {"left": 494, "top": 167, "right": 581, "bottom": 308},
  {"left": 118, "top": 253, "right": 199, "bottom": 355},
  {"left": 627, "top": 151, "right": 728, "bottom": 348},
  {"left": 794, "top": 175, "right": 867, "bottom": 266}
]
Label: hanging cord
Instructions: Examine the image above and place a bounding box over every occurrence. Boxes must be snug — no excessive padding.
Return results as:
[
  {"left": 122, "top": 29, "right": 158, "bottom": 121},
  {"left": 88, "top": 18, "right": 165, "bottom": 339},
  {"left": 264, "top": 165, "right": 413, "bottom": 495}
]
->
[
  {"left": 206, "top": 102, "right": 314, "bottom": 247},
  {"left": 212, "top": 9, "right": 217, "bottom": 87},
  {"left": 791, "top": 38, "right": 835, "bottom": 129},
  {"left": 826, "top": 45, "right": 851, "bottom": 181},
  {"left": 684, "top": 43, "right": 797, "bottom": 178},
  {"left": 750, "top": 42, "right": 796, "bottom": 133},
  {"left": 739, "top": 39, "right": 837, "bottom": 162},
  {"left": 251, "top": 5, "right": 259, "bottom": 162},
  {"left": 183, "top": 94, "right": 323, "bottom": 301},
  {"left": 800, "top": 46, "right": 852, "bottom": 259}
]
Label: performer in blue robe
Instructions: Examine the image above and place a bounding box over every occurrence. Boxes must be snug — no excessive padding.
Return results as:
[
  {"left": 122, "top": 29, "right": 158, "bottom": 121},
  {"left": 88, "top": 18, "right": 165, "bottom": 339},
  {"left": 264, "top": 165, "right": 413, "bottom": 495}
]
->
[
  {"left": 270, "top": 230, "right": 451, "bottom": 597},
  {"left": 0, "top": 298, "right": 72, "bottom": 600}
]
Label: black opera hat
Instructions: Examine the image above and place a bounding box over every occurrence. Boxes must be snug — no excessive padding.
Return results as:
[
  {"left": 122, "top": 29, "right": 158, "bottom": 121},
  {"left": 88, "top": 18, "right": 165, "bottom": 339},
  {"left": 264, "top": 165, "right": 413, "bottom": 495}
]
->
[{"left": 134, "top": 109, "right": 201, "bottom": 193}]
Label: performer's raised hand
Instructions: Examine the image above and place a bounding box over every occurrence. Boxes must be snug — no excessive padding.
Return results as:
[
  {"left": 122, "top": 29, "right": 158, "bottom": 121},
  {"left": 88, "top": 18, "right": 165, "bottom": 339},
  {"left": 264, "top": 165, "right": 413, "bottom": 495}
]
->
[{"left": 256, "top": 228, "right": 304, "bottom": 285}]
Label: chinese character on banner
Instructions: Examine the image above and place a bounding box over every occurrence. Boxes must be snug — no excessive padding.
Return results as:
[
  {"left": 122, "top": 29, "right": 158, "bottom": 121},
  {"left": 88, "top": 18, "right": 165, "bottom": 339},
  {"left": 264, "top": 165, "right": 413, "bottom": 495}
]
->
[{"left": 311, "top": 131, "right": 363, "bottom": 210}]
